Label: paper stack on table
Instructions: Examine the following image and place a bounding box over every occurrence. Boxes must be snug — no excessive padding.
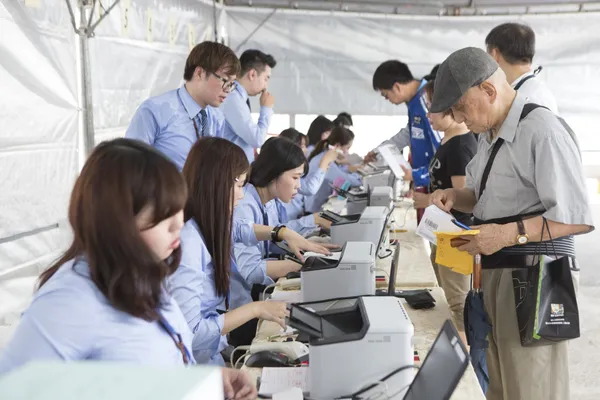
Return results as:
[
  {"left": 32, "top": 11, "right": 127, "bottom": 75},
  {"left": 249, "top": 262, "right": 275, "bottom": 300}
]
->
[{"left": 259, "top": 367, "right": 309, "bottom": 397}]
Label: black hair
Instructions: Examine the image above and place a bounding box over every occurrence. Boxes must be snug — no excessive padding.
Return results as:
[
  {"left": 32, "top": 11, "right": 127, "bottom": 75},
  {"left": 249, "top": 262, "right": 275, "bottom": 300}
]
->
[
  {"left": 372, "top": 60, "right": 414, "bottom": 91},
  {"left": 279, "top": 128, "right": 306, "bottom": 147},
  {"left": 334, "top": 112, "right": 353, "bottom": 127},
  {"left": 485, "top": 22, "right": 535, "bottom": 65},
  {"left": 423, "top": 64, "right": 440, "bottom": 82},
  {"left": 308, "top": 126, "right": 355, "bottom": 163},
  {"left": 239, "top": 49, "right": 277, "bottom": 76},
  {"left": 306, "top": 115, "right": 334, "bottom": 146},
  {"left": 250, "top": 137, "right": 308, "bottom": 187}
]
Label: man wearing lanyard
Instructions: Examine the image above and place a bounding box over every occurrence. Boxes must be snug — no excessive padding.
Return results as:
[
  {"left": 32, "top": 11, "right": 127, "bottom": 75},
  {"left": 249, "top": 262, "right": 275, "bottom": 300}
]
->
[
  {"left": 125, "top": 41, "right": 240, "bottom": 171},
  {"left": 221, "top": 49, "right": 276, "bottom": 162},
  {"left": 365, "top": 61, "right": 442, "bottom": 222},
  {"left": 486, "top": 22, "right": 558, "bottom": 114}
]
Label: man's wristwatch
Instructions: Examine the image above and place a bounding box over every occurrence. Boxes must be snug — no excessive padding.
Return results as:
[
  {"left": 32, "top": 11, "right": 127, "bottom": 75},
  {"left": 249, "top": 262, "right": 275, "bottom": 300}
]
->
[
  {"left": 271, "top": 225, "right": 287, "bottom": 242},
  {"left": 516, "top": 220, "right": 529, "bottom": 245}
]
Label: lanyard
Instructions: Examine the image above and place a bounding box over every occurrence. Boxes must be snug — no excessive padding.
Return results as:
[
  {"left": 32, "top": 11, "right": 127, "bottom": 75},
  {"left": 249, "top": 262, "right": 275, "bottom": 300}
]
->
[{"left": 157, "top": 314, "right": 193, "bottom": 365}]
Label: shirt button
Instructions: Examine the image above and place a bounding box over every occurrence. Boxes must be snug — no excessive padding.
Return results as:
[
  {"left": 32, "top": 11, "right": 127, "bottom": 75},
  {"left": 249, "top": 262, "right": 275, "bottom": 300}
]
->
[{"left": 425, "top": 152, "right": 429, "bottom": 157}]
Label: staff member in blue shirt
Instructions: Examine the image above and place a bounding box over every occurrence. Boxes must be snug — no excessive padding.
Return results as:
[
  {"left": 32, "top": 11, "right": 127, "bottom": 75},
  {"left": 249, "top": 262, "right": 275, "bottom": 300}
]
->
[
  {"left": 125, "top": 41, "right": 240, "bottom": 171},
  {"left": 305, "top": 126, "right": 362, "bottom": 213},
  {"left": 279, "top": 128, "right": 339, "bottom": 222},
  {"left": 169, "top": 137, "right": 331, "bottom": 365},
  {"left": 221, "top": 50, "right": 276, "bottom": 162},
  {"left": 0, "top": 139, "right": 256, "bottom": 400},
  {"left": 365, "top": 62, "right": 442, "bottom": 189}
]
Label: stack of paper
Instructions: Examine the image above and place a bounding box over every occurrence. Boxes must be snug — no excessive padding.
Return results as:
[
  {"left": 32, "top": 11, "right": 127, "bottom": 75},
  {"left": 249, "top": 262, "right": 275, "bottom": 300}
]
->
[
  {"left": 415, "top": 205, "right": 461, "bottom": 245},
  {"left": 259, "top": 367, "right": 309, "bottom": 397}
]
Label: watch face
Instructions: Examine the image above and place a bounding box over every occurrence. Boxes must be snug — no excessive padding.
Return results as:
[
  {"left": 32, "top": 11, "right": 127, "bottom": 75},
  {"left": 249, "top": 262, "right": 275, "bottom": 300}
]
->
[{"left": 518, "top": 236, "right": 528, "bottom": 244}]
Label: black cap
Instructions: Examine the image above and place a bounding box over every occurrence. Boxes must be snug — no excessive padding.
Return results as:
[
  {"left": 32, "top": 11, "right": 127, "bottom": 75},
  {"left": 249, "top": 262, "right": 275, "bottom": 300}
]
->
[{"left": 430, "top": 47, "right": 499, "bottom": 113}]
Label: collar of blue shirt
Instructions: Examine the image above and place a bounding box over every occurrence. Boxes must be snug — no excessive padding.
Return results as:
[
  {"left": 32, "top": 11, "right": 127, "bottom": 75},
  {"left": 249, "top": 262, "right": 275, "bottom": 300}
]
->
[
  {"left": 234, "top": 81, "right": 249, "bottom": 101},
  {"left": 178, "top": 85, "right": 204, "bottom": 120}
]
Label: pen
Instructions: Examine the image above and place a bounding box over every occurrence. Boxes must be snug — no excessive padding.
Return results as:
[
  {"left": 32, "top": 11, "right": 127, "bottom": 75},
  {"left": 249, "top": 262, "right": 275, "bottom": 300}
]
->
[{"left": 451, "top": 219, "right": 472, "bottom": 231}]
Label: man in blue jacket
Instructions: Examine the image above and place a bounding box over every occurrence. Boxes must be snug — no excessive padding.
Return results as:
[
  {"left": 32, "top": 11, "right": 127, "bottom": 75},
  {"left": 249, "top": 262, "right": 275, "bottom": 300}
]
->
[{"left": 365, "top": 61, "right": 442, "bottom": 191}]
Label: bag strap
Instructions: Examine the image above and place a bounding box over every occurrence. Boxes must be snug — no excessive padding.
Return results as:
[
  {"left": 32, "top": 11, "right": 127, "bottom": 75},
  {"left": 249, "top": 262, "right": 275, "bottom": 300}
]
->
[
  {"left": 514, "top": 74, "right": 536, "bottom": 91},
  {"left": 479, "top": 103, "right": 549, "bottom": 198}
]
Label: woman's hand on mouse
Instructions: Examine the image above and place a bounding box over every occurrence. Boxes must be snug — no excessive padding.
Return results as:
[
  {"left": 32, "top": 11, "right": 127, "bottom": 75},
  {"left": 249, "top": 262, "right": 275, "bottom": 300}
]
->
[
  {"left": 280, "top": 227, "right": 338, "bottom": 261},
  {"left": 222, "top": 368, "right": 257, "bottom": 400},
  {"left": 254, "top": 301, "right": 290, "bottom": 328}
]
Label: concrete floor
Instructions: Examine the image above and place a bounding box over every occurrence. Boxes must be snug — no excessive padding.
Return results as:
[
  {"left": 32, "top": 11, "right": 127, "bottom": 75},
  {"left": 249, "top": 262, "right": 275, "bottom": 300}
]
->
[{"left": 570, "top": 200, "right": 600, "bottom": 399}]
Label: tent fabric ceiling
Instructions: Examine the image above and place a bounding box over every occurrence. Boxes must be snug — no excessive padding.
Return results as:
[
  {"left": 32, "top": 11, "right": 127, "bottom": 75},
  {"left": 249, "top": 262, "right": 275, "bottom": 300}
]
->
[{"left": 223, "top": 0, "right": 600, "bottom": 15}]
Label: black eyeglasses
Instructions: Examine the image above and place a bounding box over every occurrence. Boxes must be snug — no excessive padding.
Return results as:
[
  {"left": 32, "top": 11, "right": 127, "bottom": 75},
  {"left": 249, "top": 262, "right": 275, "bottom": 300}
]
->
[{"left": 212, "top": 72, "right": 236, "bottom": 92}]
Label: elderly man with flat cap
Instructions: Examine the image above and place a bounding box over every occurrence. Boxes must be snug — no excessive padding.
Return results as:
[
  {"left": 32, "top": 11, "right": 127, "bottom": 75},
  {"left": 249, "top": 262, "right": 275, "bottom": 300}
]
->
[{"left": 430, "top": 47, "right": 594, "bottom": 400}]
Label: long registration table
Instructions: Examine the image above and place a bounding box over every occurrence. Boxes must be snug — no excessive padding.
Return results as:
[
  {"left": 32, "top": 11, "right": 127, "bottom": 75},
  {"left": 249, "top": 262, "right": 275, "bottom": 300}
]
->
[{"left": 246, "top": 201, "right": 485, "bottom": 400}]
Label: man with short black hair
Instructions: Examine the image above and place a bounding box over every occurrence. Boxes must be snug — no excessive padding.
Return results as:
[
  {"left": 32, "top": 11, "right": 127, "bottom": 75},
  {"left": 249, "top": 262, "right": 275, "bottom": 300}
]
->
[
  {"left": 486, "top": 22, "right": 558, "bottom": 113},
  {"left": 221, "top": 49, "right": 277, "bottom": 162},
  {"left": 430, "top": 47, "right": 593, "bottom": 400},
  {"left": 126, "top": 41, "right": 240, "bottom": 171},
  {"left": 365, "top": 61, "right": 442, "bottom": 194}
]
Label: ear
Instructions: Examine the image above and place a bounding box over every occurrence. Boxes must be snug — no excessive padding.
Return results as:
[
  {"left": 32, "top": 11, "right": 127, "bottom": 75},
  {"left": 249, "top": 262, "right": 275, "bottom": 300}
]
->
[
  {"left": 488, "top": 47, "right": 501, "bottom": 63},
  {"left": 247, "top": 68, "right": 257, "bottom": 81},
  {"left": 392, "top": 82, "right": 403, "bottom": 94},
  {"left": 195, "top": 66, "right": 207, "bottom": 80},
  {"left": 480, "top": 81, "right": 497, "bottom": 102}
]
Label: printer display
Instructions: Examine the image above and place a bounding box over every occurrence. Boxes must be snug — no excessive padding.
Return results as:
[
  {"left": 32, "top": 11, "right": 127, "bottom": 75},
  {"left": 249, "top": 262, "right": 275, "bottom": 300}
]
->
[
  {"left": 287, "top": 296, "right": 414, "bottom": 400},
  {"left": 301, "top": 242, "right": 375, "bottom": 303},
  {"left": 330, "top": 206, "right": 392, "bottom": 249}
]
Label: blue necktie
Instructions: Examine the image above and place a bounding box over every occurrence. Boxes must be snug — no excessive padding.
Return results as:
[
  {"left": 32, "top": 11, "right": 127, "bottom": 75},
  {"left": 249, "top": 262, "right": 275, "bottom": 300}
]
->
[{"left": 199, "top": 109, "right": 208, "bottom": 137}]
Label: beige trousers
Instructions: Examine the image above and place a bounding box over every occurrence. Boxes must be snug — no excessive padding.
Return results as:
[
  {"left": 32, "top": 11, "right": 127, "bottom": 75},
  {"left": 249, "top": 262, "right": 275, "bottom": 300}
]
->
[
  {"left": 430, "top": 244, "right": 470, "bottom": 331},
  {"left": 482, "top": 268, "right": 570, "bottom": 400}
]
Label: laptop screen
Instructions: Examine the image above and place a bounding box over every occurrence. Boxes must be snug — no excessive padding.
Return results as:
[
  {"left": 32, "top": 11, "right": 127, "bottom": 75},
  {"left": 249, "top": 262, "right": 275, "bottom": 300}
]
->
[{"left": 403, "top": 320, "right": 469, "bottom": 400}]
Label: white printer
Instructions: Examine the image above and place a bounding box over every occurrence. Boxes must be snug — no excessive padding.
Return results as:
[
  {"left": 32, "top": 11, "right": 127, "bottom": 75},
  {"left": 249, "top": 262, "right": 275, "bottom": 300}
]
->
[
  {"left": 287, "top": 296, "right": 414, "bottom": 400},
  {"left": 370, "top": 186, "right": 394, "bottom": 209},
  {"left": 300, "top": 242, "right": 375, "bottom": 303},
  {"left": 330, "top": 206, "right": 392, "bottom": 249}
]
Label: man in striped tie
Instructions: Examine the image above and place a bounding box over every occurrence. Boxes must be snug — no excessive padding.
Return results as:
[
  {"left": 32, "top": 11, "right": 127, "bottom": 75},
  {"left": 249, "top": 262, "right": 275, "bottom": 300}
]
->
[{"left": 125, "top": 41, "right": 240, "bottom": 171}]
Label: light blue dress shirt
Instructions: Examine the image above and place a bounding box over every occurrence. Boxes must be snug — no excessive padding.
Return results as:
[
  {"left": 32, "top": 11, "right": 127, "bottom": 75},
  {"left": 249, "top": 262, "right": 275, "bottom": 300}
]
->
[
  {"left": 304, "top": 152, "right": 362, "bottom": 213},
  {"left": 168, "top": 218, "right": 258, "bottom": 365},
  {"left": 221, "top": 82, "right": 273, "bottom": 162},
  {"left": 0, "top": 259, "right": 194, "bottom": 376},
  {"left": 231, "top": 184, "right": 280, "bottom": 309},
  {"left": 125, "top": 86, "right": 225, "bottom": 171}
]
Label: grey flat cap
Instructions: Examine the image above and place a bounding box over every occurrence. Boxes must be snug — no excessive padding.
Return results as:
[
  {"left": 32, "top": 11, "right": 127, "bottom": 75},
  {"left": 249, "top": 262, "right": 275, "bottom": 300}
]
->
[{"left": 430, "top": 47, "right": 499, "bottom": 113}]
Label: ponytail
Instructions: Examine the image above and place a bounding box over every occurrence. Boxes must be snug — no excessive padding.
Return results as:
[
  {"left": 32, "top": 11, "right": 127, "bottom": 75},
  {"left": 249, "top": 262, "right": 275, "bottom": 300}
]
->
[
  {"left": 423, "top": 64, "right": 440, "bottom": 82},
  {"left": 308, "top": 139, "right": 329, "bottom": 162}
]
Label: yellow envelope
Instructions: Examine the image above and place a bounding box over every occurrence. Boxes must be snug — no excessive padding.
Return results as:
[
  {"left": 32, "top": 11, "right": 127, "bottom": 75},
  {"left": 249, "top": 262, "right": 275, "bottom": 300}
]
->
[{"left": 434, "top": 230, "right": 480, "bottom": 275}]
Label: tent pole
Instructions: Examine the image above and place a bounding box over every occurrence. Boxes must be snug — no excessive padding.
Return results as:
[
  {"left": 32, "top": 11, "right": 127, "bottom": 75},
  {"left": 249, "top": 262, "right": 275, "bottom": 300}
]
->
[{"left": 79, "top": 4, "right": 95, "bottom": 156}]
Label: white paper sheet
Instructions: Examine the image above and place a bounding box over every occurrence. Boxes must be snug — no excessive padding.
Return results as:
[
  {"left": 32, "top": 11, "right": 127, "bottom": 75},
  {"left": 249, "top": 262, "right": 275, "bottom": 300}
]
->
[
  {"left": 415, "top": 205, "right": 462, "bottom": 245},
  {"left": 259, "top": 367, "right": 309, "bottom": 396},
  {"left": 303, "top": 251, "right": 341, "bottom": 260},
  {"left": 378, "top": 144, "right": 410, "bottom": 179}
]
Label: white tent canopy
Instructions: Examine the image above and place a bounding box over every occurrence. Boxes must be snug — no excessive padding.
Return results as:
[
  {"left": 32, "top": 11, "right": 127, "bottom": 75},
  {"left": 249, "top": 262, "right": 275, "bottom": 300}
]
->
[{"left": 1, "top": 0, "right": 599, "bottom": 322}]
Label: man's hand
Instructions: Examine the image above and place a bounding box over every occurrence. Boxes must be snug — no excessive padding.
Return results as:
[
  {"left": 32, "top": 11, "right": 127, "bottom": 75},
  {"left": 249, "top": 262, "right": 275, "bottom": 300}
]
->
[
  {"left": 222, "top": 368, "right": 257, "bottom": 400},
  {"left": 364, "top": 151, "right": 378, "bottom": 163},
  {"left": 430, "top": 189, "right": 456, "bottom": 213},
  {"left": 456, "top": 223, "right": 516, "bottom": 256},
  {"left": 413, "top": 192, "right": 432, "bottom": 209},
  {"left": 401, "top": 165, "right": 413, "bottom": 182},
  {"left": 260, "top": 90, "right": 275, "bottom": 108}
]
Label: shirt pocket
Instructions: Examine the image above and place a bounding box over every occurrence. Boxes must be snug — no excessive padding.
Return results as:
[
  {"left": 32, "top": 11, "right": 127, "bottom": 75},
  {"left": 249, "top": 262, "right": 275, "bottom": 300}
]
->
[{"left": 486, "top": 171, "right": 521, "bottom": 206}]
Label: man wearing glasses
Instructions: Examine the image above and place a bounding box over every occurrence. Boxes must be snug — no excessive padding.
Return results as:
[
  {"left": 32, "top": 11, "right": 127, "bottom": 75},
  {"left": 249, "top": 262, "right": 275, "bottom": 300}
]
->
[
  {"left": 126, "top": 41, "right": 240, "bottom": 171},
  {"left": 221, "top": 50, "right": 276, "bottom": 162}
]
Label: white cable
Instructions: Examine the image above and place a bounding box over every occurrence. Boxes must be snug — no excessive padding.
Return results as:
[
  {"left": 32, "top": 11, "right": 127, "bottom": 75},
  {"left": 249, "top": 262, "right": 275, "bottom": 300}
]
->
[
  {"left": 262, "top": 283, "right": 277, "bottom": 300},
  {"left": 235, "top": 352, "right": 250, "bottom": 370},
  {"left": 229, "top": 345, "right": 251, "bottom": 366}
]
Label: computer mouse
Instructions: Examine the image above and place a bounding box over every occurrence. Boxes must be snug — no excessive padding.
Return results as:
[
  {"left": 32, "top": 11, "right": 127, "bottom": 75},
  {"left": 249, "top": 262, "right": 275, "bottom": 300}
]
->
[
  {"left": 286, "top": 271, "right": 301, "bottom": 279},
  {"left": 245, "top": 351, "right": 293, "bottom": 368}
]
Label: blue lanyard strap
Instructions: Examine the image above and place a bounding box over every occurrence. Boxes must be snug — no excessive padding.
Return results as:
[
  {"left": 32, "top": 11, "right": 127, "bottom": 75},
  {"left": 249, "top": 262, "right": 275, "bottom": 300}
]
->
[
  {"left": 262, "top": 205, "right": 270, "bottom": 258},
  {"left": 157, "top": 315, "right": 193, "bottom": 365}
]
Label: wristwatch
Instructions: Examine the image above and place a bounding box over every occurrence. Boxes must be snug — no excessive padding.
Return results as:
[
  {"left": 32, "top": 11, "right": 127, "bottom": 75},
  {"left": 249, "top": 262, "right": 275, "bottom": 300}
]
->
[
  {"left": 516, "top": 220, "right": 529, "bottom": 245},
  {"left": 271, "top": 225, "right": 287, "bottom": 242}
]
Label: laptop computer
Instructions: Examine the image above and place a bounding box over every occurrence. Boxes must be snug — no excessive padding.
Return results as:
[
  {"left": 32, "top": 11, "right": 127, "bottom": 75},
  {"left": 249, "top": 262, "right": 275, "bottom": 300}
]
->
[{"left": 402, "top": 319, "right": 469, "bottom": 400}]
